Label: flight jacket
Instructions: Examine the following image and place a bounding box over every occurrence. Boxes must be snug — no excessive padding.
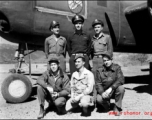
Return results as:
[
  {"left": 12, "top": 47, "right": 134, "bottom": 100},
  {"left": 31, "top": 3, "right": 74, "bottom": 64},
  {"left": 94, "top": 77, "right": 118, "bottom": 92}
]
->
[
  {"left": 95, "top": 63, "right": 125, "bottom": 95},
  {"left": 37, "top": 68, "right": 70, "bottom": 97}
]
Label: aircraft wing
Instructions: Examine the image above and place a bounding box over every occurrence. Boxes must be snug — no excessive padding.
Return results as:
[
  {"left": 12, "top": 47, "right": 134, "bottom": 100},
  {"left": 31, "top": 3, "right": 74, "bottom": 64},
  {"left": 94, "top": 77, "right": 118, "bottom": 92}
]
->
[{"left": 124, "top": 1, "right": 152, "bottom": 53}]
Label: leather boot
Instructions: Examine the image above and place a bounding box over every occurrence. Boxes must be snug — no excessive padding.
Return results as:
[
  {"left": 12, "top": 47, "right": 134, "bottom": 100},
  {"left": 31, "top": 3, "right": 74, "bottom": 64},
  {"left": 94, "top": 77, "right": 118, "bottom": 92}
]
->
[
  {"left": 114, "top": 105, "right": 121, "bottom": 116},
  {"left": 37, "top": 104, "right": 45, "bottom": 119},
  {"left": 81, "top": 107, "right": 90, "bottom": 117},
  {"left": 56, "top": 106, "right": 67, "bottom": 115}
]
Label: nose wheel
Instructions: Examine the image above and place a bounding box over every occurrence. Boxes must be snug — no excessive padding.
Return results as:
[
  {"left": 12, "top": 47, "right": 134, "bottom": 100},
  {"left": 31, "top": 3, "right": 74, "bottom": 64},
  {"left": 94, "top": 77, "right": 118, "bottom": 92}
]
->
[{"left": 1, "top": 74, "right": 32, "bottom": 103}]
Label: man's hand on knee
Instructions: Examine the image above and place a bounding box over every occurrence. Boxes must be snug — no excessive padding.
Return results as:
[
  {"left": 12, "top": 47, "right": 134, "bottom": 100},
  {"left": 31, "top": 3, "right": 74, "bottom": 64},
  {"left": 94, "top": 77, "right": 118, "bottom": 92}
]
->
[
  {"left": 74, "top": 94, "right": 84, "bottom": 101},
  {"left": 102, "top": 87, "right": 112, "bottom": 99},
  {"left": 105, "top": 87, "right": 112, "bottom": 95},
  {"left": 102, "top": 92, "right": 109, "bottom": 99},
  {"left": 51, "top": 92, "right": 59, "bottom": 99}
]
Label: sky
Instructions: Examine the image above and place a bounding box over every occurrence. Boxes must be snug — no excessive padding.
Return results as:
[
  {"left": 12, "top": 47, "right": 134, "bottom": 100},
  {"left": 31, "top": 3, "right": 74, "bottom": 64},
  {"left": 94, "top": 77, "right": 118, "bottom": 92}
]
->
[{"left": 0, "top": 37, "right": 17, "bottom": 46}]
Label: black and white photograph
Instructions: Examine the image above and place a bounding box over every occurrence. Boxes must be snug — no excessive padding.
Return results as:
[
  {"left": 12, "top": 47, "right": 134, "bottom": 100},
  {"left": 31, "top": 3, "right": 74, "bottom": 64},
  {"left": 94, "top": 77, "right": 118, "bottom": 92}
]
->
[{"left": 0, "top": 0, "right": 152, "bottom": 119}]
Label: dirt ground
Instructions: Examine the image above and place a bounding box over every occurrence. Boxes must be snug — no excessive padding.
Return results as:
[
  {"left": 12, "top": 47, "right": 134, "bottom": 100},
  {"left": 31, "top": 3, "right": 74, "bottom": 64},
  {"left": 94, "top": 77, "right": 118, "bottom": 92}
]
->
[{"left": 0, "top": 64, "right": 152, "bottom": 119}]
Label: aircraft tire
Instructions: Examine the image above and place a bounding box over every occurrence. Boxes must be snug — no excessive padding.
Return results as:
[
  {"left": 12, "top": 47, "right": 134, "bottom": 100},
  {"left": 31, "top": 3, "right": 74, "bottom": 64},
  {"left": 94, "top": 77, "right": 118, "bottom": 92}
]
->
[{"left": 1, "top": 74, "right": 32, "bottom": 103}]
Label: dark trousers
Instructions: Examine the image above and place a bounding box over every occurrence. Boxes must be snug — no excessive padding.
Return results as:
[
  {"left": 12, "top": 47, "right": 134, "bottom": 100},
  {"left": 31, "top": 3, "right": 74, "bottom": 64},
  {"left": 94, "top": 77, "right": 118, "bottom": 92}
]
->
[
  {"left": 96, "top": 86, "right": 125, "bottom": 109},
  {"left": 92, "top": 56, "right": 104, "bottom": 83},
  {"left": 47, "top": 54, "right": 66, "bottom": 72},
  {"left": 92, "top": 56, "right": 104, "bottom": 72},
  {"left": 69, "top": 54, "right": 89, "bottom": 75},
  {"left": 37, "top": 85, "right": 66, "bottom": 110}
]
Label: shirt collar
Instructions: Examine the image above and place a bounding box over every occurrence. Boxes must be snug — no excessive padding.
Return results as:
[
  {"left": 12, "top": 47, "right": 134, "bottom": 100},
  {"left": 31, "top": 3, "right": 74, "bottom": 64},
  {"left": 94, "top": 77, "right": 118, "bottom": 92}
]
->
[
  {"left": 93, "top": 32, "right": 104, "bottom": 39},
  {"left": 75, "top": 67, "right": 87, "bottom": 78},
  {"left": 52, "top": 71, "right": 60, "bottom": 78},
  {"left": 74, "top": 30, "right": 84, "bottom": 35},
  {"left": 50, "top": 34, "right": 61, "bottom": 39}
]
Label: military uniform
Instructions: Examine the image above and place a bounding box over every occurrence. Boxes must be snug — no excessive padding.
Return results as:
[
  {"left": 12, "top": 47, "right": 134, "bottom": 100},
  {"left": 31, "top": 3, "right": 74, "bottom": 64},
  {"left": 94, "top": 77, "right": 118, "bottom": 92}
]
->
[
  {"left": 37, "top": 68, "right": 70, "bottom": 106},
  {"left": 95, "top": 59, "right": 125, "bottom": 113},
  {"left": 91, "top": 19, "right": 113, "bottom": 72},
  {"left": 37, "top": 57, "right": 70, "bottom": 118},
  {"left": 66, "top": 55, "right": 95, "bottom": 112},
  {"left": 45, "top": 21, "right": 67, "bottom": 72},
  {"left": 67, "top": 15, "right": 91, "bottom": 75}
]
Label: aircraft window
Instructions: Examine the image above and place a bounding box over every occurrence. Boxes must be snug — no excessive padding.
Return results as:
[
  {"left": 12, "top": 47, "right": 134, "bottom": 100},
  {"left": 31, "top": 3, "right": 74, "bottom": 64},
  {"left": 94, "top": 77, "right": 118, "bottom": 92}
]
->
[{"left": 97, "top": 0, "right": 107, "bottom": 7}]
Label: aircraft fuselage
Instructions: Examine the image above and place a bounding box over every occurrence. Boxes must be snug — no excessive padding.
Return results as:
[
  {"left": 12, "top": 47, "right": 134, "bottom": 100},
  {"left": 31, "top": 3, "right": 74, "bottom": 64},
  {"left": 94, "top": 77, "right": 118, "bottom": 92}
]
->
[{"left": 0, "top": 1, "right": 149, "bottom": 52}]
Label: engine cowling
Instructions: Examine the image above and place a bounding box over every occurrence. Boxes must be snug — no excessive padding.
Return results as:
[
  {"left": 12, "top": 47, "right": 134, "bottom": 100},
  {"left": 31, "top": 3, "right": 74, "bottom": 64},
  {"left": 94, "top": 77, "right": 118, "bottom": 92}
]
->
[
  {"left": 0, "top": 11, "right": 10, "bottom": 33},
  {"left": 148, "top": 0, "right": 152, "bottom": 19}
]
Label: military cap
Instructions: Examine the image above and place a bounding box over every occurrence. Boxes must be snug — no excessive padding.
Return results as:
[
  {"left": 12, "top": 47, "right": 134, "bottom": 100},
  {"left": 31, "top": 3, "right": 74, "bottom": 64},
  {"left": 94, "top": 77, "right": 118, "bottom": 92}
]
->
[
  {"left": 102, "top": 52, "right": 113, "bottom": 60},
  {"left": 49, "top": 20, "right": 60, "bottom": 30},
  {"left": 92, "top": 19, "right": 104, "bottom": 28},
  {"left": 72, "top": 14, "right": 84, "bottom": 24},
  {"left": 48, "top": 56, "right": 59, "bottom": 64},
  {"left": 74, "top": 54, "right": 85, "bottom": 61}
]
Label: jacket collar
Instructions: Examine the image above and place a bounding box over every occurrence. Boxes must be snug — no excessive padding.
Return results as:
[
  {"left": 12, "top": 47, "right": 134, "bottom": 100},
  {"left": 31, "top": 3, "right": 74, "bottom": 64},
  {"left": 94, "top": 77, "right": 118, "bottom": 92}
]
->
[
  {"left": 110, "top": 63, "right": 116, "bottom": 72},
  {"left": 103, "top": 63, "right": 115, "bottom": 72},
  {"left": 48, "top": 67, "right": 64, "bottom": 77}
]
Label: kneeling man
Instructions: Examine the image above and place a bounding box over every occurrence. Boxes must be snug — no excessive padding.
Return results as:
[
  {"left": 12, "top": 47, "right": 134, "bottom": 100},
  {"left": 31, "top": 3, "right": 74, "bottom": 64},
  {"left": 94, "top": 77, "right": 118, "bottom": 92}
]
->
[
  {"left": 37, "top": 56, "right": 70, "bottom": 119},
  {"left": 95, "top": 52, "right": 125, "bottom": 116},
  {"left": 66, "top": 54, "right": 95, "bottom": 116}
]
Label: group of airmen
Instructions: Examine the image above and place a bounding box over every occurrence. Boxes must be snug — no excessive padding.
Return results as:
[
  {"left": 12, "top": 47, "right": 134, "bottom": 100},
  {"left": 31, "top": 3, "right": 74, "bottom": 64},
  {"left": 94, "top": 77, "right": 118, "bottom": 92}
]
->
[{"left": 36, "top": 14, "right": 125, "bottom": 119}]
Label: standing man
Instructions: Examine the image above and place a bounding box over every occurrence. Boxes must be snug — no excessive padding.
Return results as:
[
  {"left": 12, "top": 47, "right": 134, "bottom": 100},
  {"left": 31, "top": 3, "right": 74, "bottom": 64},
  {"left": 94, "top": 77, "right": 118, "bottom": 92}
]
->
[
  {"left": 37, "top": 56, "right": 70, "bottom": 119},
  {"left": 66, "top": 54, "right": 95, "bottom": 116},
  {"left": 95, "top": 52, "right": 125, "bottom": 116},
  {"left": 67, "top": 14, "right": 92, "bottom": 75},
  {"left": 91, "top": 19, "right": 113, "bottom": 73},
  {"left": 45, "top": 20, "right": 67, "bottom": 72}
]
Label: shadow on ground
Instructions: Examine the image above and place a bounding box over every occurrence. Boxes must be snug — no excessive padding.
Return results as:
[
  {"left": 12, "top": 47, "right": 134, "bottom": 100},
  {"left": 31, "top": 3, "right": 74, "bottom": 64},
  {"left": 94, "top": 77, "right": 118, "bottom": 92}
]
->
[
  {"left": 125, "top": 75, "right": 150, "bottom": 84},
  {"left": 133, "top": 84, "right": 151, "bottom": 94},
  {"left": 24, "top": 73, "right": 42, "bottom": 76},
  {"left": 125, "top": 75, "right": 152, "bottom": 95}
]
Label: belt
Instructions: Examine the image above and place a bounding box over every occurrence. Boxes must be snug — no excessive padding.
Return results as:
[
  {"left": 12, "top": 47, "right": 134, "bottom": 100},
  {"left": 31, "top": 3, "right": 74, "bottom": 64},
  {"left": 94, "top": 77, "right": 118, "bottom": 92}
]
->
[
  {"left": 94, "top": 55, "right": 103, "bottom": 58},
  {"left": 72, "top": 53, "right": 87, "bottom": 56},
  {"left": 49, "top": 53, "right": 63, "bottom": 56}
]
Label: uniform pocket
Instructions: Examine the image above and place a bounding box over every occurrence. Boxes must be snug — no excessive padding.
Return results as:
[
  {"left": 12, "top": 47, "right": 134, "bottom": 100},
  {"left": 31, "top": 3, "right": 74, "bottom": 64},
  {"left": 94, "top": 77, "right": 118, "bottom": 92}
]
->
[
  {"left": 107, "top": 77, "right": 113, "bottom": 82},
  {"left": 81, "top": 77, "right": 88, "bottom": 85},
  {"left": 49, "top": 42, "right": 56, "bottom": 47},
  {"left": 99, "top": 40, "right": 107, "bottom": 46},
  {"left": 58, "top": 40, "right": 64, "bottom": 47}
]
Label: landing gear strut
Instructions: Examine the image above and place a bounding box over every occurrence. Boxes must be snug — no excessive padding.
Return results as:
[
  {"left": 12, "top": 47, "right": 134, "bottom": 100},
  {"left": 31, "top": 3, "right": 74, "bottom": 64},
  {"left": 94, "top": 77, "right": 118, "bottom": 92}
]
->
[
  {"left": 13, "top": 48, "right": 25, "bottom": 73},
  {"left": 9, "top": 43, "right": 34, "bottom": 74},
  {"left": 149, "top": 62, "right": 152, "bottom": 94}
]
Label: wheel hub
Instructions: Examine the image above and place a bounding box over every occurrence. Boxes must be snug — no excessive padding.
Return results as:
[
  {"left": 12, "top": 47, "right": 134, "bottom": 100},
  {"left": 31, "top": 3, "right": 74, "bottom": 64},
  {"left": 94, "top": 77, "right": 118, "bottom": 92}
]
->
[{"left": 8, "top": 80, "right": 26, "bottom": 98}]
